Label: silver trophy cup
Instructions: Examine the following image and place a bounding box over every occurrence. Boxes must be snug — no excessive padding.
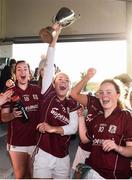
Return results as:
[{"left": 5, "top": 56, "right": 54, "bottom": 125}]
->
[{"left": 39, "top": 7, "right": 80, "bottom": 43}]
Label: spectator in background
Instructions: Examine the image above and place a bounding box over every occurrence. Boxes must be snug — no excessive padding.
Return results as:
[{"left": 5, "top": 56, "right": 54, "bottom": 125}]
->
[
  {"left": 125, "top": 87, "right": 132, "bottom": 111},
  {"left": 0, "top": 59, "right": 16, "bottom": 92},
  {"left": 114, "top": 74, "right": 132, "bottom": 110},
  {"left": 37, "top": 56, "right": 47, "bottom": 88},
  {"left": 30, "top": 67, "right": 39, "bottom": 85},
  {"left": 114, "top": 73, "right": 132, "bottom": 88},
  {"left": 33, "top": 67, "right": 39, "bottom": 81},
  {"left": 114, "top": 73, "right": 132, "bottom": 100},
  {"left": 54, "top": 63, "right": 61, "bottom": 74},
  {"left": 31, "top": 56, "right": 61, "bottom": 88},
  {"left": 30, "top": 54, "right": 50, "bottom": 88}
]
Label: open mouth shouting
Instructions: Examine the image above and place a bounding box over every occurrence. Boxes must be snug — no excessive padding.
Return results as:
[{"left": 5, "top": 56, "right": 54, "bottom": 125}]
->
[
  {"left": 102, "top": 99, "right": 110, "bottom": 105},
  {"left": 18, "top": 75, "right": 29, "bottom": 85},
  {"left": 59, "top": 85, "right": 67, "bottom": 91}
]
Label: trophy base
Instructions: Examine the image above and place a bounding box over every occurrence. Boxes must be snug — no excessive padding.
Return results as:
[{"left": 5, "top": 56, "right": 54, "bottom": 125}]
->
[{"left": 39, "top": 26, "right": 54, "bottom": 43}]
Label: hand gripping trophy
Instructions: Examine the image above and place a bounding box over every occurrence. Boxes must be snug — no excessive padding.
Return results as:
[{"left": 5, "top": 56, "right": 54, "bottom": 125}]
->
[{"left": 39, "top": 7, "right": 80, "bottom": 43}]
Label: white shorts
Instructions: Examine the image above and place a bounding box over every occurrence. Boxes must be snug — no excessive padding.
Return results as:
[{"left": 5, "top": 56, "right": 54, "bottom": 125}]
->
[
  {"left": 72, "top": 146, "right": 91, "bottom": 170},
  {"left": 33, "top": 148, "right": 70, "bottom": 179},
  {"left": 7, "top": 144, "right": 35, "bottom": 155},
  {"left": 85, "top": 169, "right": 105, "bottom": 179}
]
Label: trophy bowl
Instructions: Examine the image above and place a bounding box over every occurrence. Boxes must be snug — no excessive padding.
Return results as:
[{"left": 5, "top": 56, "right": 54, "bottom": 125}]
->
[
  {"left": 39, "top": 7, "right": 80, "bottom": 43},
  {"left": 52, "top": 7, "right": 80, "bottom": 28}
]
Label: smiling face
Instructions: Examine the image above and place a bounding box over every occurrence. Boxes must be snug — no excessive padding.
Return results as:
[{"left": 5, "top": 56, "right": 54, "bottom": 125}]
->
[
  {"left": 15, "top": 61, "right": 30, "bottom": 86},
  {"left": 97, "top": 80, "right": 120, "bottom": 112},
  {"left": 53, "top": 72, "right": 71, "bottom": 100}
]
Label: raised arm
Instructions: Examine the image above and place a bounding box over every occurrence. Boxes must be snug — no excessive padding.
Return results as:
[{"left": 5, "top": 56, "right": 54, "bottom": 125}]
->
[
  {"left": 41, "top": 25, "right": 61, "bottom": 94},
  {"left": 78, "top": 108, "right": 90, "bottom": 144},
  {"left": 70, "top": 68, "right": 96, "bottom": 106}
]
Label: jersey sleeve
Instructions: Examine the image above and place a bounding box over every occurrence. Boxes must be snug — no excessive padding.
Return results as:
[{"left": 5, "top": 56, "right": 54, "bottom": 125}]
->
[
  {"left": 68, "top": 96, "right": 81, "bottom": 112},
  {"left": 41, "top": 47, "right": 55, "bottom": 94},
  {"left": 87, "top": 93, "right": 102, "bottom": 113},
  {"left": 123, "top": 111, "right": 132, "bottom": 142},
  {"left": 62, "top": 110, "right": 78, "bottom": 135}
]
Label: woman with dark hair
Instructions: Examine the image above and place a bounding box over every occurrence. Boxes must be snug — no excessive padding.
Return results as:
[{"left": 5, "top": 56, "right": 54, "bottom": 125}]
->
[
  {"left": 71, "top": 68, "right": 132, "bottom": 179},
  {"left": 0, "top": 25, "right": 61, "bottom": 179},
  {"left": 1, "top": 60, "right": 42, "bottom": 178}
]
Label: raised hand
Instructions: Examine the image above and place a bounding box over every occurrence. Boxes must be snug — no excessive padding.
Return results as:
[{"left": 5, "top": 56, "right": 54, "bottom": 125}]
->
[
  {"left": 0, "top": 90, "right": 13, "bottom": 106},
  {"left": 6, "top": 79, "right": 15, "bottom": 88},
  {"left": 50, "top": 23, "right": 62, "bottom": 47},
  {"left": 86, "top": 68, "right": 96, "bottom": 79}
]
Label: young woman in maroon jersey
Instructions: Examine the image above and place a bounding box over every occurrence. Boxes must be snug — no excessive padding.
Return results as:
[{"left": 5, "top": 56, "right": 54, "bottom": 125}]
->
[
  {"left": 32, "top": 27, "right": 80, "bottom": 179},
  {"left": 71, "top": 68, "right": 132, "bottom": 179},
  {"left": 0, "top": 26, "right": 61, "bottom": 179},
  {"left": 33, "top": 71, "right": 80, "bottom": 179},
  {"left": 1, "top": 60, "right": 42, "bottom": 178}
]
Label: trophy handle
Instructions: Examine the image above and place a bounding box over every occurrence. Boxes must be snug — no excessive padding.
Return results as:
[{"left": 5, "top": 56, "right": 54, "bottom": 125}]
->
[
  {"left": 74, "top": 13, "right": 80, "bottom": 21},
  {"left": 39, "top": 7, "right": 80, "bottom": 43}
]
